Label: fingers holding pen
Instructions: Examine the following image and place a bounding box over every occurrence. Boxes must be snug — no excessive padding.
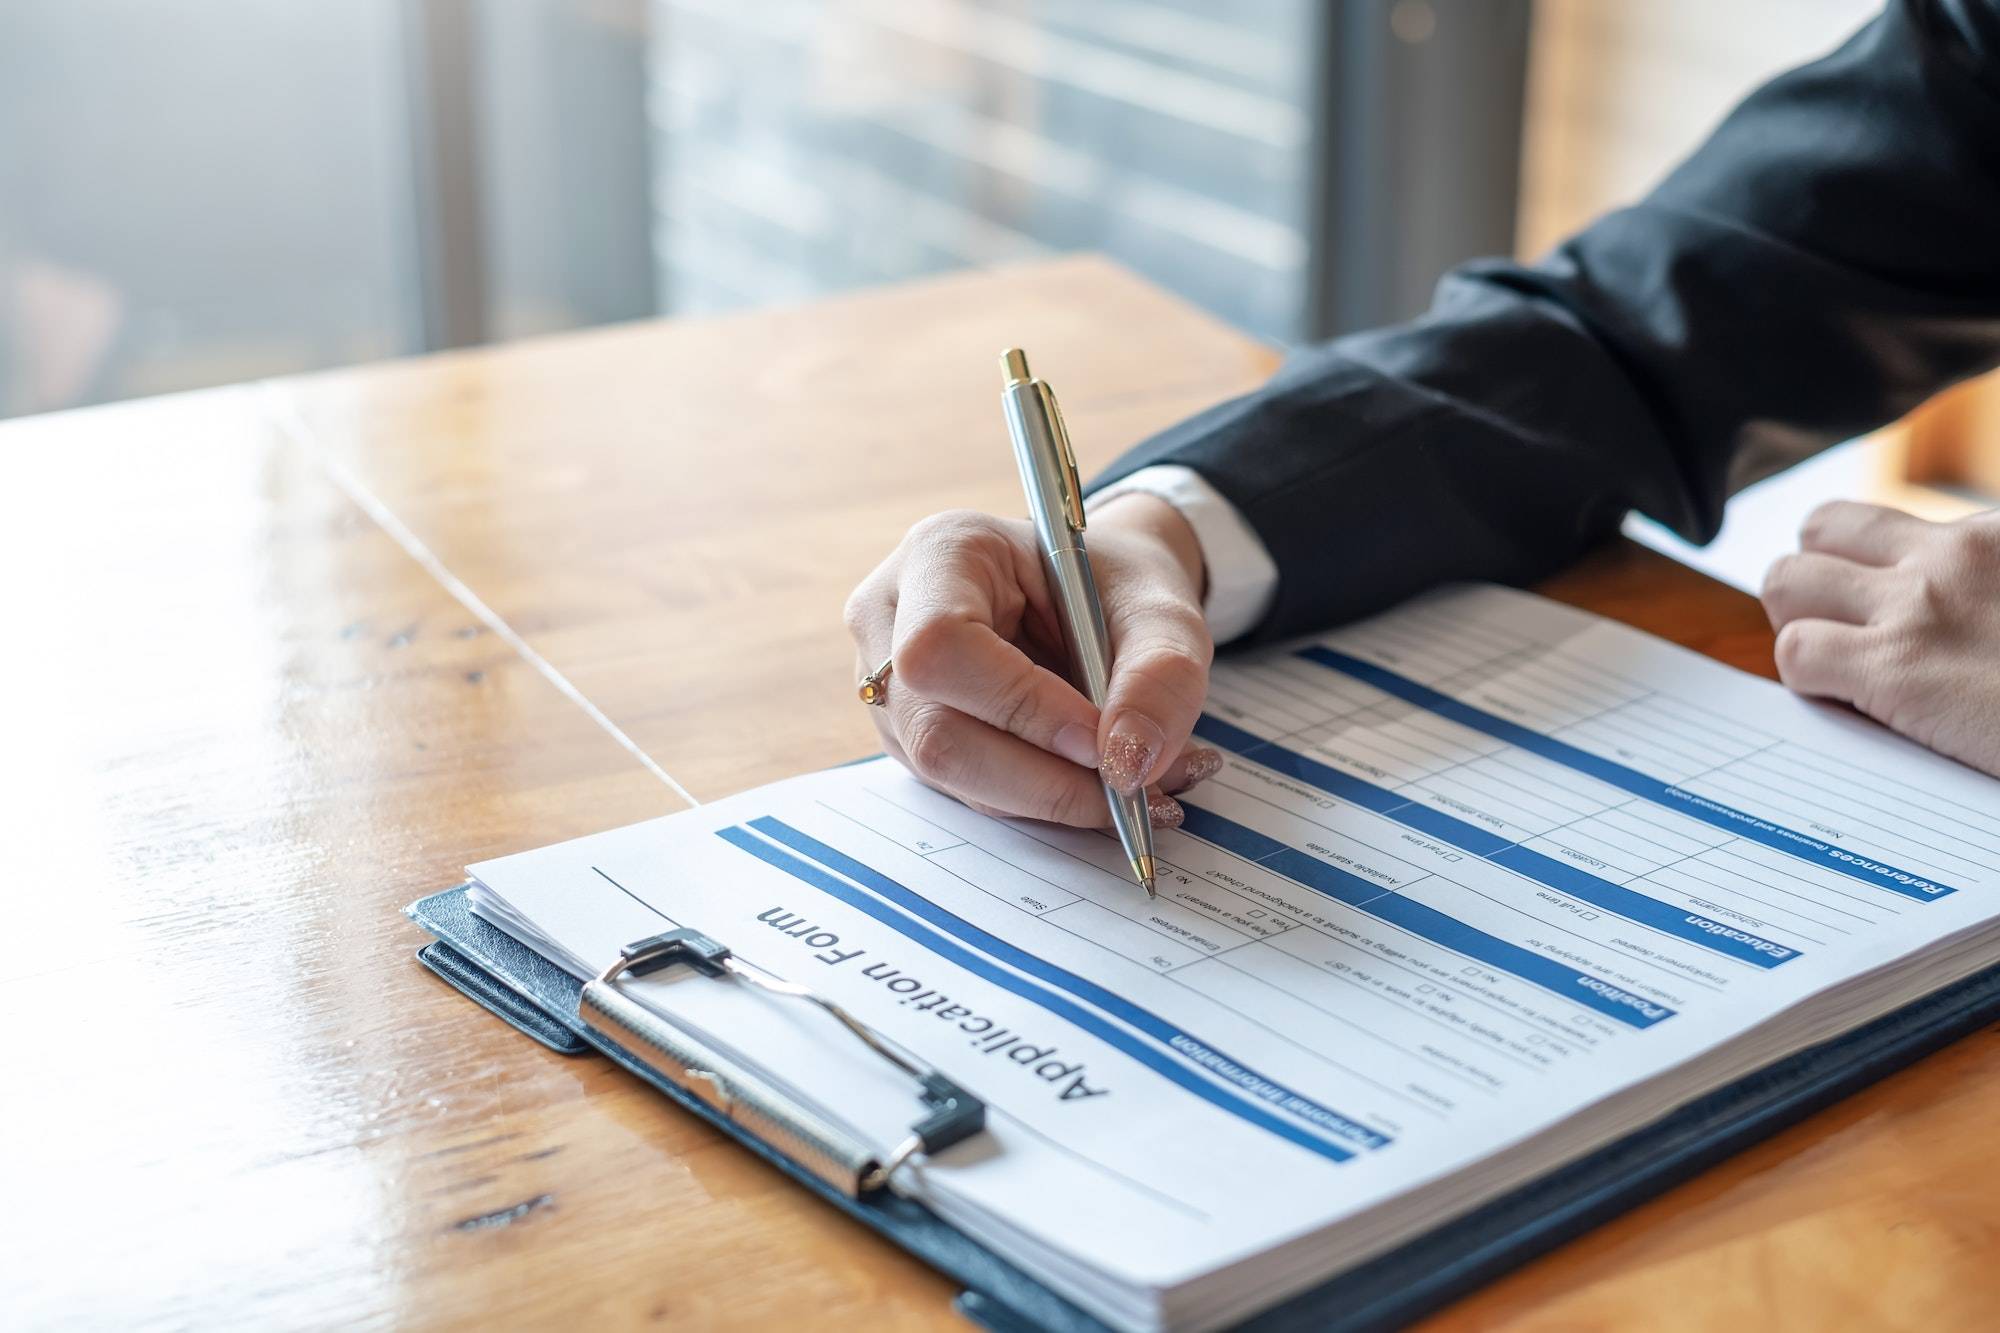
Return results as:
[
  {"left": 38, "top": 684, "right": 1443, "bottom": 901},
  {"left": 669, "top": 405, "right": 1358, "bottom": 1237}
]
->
[
  {"left": 852, "top": 583, "right": 1104, "bottom": 827},
  {"left": 893, "top": 614, "right": 1103, "bottom": 768},
  {"left": 1097, "top": 604, "right": 1214, "bottom": 795},
  {"left": 883, "top": 695, "right": 1220, "bottom": 830},
  {"left": 844, "top": 506, "right": 1226, "bottom": 829},
  {"left": 864, "top": 659, "right": 1219, "bottom": 830}
]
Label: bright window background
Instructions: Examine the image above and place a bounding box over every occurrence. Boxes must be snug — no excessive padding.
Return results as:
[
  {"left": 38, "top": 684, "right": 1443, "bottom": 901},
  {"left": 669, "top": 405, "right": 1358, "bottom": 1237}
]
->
[
  {"left": 0, "top": 2, "right": 418, "bottom": 416},
  {"left": 648, "top": 0, "right": 1316, "bottom": 339}
]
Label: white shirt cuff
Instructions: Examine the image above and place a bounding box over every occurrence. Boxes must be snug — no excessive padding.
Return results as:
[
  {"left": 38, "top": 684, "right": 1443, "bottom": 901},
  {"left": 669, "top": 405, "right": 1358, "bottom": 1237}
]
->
[{"left": 1087, "top": 464, "right": 1279, "bottom": 645}]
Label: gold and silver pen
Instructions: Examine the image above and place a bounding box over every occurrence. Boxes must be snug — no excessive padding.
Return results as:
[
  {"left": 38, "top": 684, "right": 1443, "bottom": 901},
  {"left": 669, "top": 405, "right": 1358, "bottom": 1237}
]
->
[{"left": 998, "top": 349, "right": 1158, "bottom": 899}]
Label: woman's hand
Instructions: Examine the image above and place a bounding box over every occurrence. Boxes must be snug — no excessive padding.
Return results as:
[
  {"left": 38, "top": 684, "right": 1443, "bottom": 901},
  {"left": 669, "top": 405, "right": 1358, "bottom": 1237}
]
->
[
  {"left": 844, "top": 493, "right": 1223, "bottom": 827},
  {"left": 1761, "top": 501, "right": 2000, "bottom": 777}
]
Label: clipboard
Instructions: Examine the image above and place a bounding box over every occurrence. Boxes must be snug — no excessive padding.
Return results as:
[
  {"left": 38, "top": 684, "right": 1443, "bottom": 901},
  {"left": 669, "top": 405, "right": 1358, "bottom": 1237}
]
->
[{"left": 410, "top": 882, "right": 2000, "bottom": 1331}]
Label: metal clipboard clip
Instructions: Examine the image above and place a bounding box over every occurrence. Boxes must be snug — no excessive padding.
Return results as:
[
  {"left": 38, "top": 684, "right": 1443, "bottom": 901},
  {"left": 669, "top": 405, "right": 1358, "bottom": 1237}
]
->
[{"left": 578, "top": 928, "right": 986, "bottom": 1198}]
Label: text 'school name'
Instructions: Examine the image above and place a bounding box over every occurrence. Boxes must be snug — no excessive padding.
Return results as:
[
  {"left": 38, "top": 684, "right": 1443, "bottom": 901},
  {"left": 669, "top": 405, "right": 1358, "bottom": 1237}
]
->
[{"left": 759, "top": 906, "right": 1110, "bottom": 1102}]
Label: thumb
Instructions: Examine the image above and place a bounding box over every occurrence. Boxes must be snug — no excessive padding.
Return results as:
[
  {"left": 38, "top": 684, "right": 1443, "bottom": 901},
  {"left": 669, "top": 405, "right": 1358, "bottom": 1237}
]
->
[{"left": 1097, "top": 595, "right": 1212, "bottom": 795}]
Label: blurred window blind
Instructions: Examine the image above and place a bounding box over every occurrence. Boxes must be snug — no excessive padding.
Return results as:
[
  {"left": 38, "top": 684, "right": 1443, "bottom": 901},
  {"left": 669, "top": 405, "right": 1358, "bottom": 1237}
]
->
[
  {"left": 649, "top": 0, "right": 1317, "bottom": 341},
  {"left": 0, "top": 0, "right": 651, "bottom": 420},
  {"left": 0, "top": 0, "right": 1525, "bottom": 418}
]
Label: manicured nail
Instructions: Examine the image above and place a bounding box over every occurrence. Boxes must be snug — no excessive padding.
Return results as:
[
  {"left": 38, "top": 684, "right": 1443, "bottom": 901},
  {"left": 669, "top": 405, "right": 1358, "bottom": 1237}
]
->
[
  {"left": 1164, "top": 746, "right": 1223, "bottom": 794},
  {"left": 1052, "top": 723, "right": 1100, "bottom": 769},
  {"left": 1100, "top": 714, "right": 1166, "bottom": 795},
  {"left": 1187, "top": 746, "right": 1224, "bottom": 785},
  {"left": 1148, "top": 792, "right": 1185, "bottom": 829}
]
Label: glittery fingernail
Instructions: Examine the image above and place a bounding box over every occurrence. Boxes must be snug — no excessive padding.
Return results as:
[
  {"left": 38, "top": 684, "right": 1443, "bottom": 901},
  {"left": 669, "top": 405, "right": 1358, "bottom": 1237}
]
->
[
  {"left": 1148, "top": 792, "right": 1185, "bottom": 829},
  {"left": 1100, "top": 714, "right": 1165, "bottom": 795},
  {"left": 1175, "top": 746, "right": 1224, "bottom": 791}
]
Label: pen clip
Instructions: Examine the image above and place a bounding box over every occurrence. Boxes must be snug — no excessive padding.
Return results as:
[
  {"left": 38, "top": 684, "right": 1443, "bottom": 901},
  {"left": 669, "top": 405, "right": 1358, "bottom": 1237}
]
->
[{"left": 1037, "top": 382, "right": 1086, "bottom": 533}]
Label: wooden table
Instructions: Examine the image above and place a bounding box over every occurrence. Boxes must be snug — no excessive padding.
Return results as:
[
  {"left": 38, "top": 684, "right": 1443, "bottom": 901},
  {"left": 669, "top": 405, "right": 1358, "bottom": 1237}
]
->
[{"left": 6, "top": 258, "right": 1994, "bottom": 1330}]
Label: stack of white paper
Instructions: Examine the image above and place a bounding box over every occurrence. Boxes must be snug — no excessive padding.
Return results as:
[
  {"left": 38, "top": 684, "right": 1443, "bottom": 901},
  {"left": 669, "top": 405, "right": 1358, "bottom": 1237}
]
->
[{"left": 467, "top": 586, "right": 2000, "bottom": 1331}]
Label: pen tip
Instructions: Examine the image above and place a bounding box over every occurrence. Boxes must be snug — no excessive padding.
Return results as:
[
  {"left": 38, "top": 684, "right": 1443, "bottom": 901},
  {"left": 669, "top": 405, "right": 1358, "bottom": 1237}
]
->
[
  {"left": 1133, "top": 854, "right": 1157, "bottom": 899},
  {"left": 1001, "top": 347, "right": 1030, "bottom": 386}
]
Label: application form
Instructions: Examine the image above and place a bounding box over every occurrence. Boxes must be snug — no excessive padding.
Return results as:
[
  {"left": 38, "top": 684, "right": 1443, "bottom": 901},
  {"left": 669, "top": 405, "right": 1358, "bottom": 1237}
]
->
[{"left": 467, "top": 585, "right": 2000, "bottom": 1331}]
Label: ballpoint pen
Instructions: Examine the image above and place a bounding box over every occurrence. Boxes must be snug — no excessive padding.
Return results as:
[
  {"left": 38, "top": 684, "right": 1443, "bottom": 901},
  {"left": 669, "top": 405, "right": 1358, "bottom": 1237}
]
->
[{"left": 998, "top": 348, "right": 1158, "bottom": 899}]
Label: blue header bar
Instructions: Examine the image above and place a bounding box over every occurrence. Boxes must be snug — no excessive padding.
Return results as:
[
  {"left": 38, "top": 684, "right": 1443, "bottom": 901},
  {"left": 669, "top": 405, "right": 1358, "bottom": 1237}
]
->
[
  {"left": 1297, "top": 647, "right": 1954, "bottom": 902},
  {"left": 1192, "top": 714, "right": 1798, "bottom": 967},
  {"left": 725, "top": 820, "right": 1385, "bottom": 1160},
  {"left": 1177, "top": 805, "right": 1677, "bottom": 1028}
]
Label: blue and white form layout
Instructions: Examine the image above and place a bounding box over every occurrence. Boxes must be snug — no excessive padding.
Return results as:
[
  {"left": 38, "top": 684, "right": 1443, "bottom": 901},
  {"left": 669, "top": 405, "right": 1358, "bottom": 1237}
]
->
[{"left": 467, "top": 585, "right": 2000, "bottom": 1333}]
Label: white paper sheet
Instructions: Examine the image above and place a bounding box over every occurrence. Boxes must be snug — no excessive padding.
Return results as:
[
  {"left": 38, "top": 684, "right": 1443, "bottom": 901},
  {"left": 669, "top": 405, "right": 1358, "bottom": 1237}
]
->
[{"left": 468, "top": 585, "right": 2000, "bottom": 1330}]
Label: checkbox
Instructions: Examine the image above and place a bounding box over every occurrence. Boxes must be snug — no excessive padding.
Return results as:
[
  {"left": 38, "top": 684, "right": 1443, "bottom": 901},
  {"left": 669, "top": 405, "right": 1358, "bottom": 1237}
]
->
[
  {"left": 1527, "top": 1034, "right": 1545, "bottom": 1045},
  {"left": 1462, "top": 966, "right": 1480, "bottom": 976},
  {"left": 1580, "top": 910, "right": 1599, "bottom": 921},
  {"left": 1417, "top": 983, "right": 1433, "bottom": 994}
]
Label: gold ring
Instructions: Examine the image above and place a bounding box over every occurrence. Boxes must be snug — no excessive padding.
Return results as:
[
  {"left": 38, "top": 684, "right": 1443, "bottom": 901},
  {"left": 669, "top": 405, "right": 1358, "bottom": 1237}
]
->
[{"left": 858, "top": 657, "right": 893, "bottom": 706}]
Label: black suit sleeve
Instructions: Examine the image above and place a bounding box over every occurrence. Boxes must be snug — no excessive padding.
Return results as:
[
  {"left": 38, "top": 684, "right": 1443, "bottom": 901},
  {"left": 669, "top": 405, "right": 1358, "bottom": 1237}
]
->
[{"left": 1091, "top": 0, "right": 2000, "bottom": 643}]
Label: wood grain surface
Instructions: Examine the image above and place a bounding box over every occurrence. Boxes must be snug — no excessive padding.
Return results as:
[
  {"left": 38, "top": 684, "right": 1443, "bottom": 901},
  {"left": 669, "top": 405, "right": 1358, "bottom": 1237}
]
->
[{"left": 3, "top": 257, "right": 1993, "bottom": 1331}]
